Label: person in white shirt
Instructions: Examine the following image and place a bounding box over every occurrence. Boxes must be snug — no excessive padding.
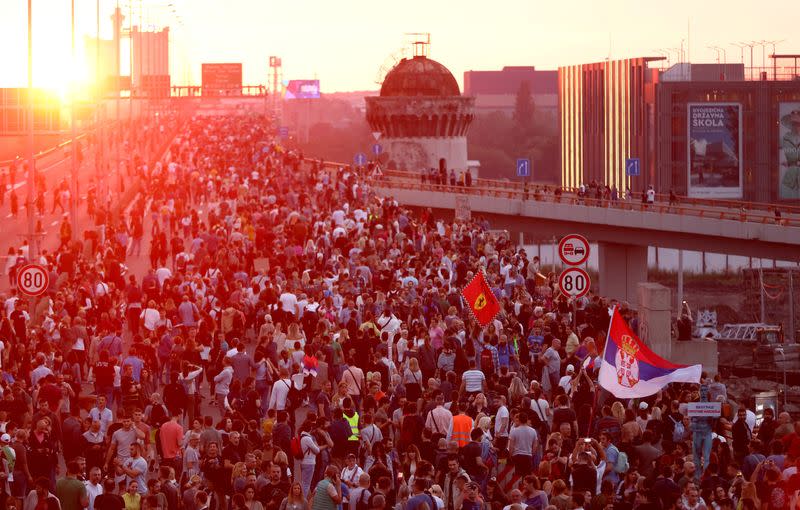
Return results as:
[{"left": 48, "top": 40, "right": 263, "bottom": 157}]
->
[
  {"left": 425, "top": 392, "right": 453, "bottom": 437},
  {"left": 4, "top": 294, "right": 18, "bottom": 317},
  {"left": 340, "top": 454, "right": 364, "bottom": 489},
  {"left": 529, "top": 384, "right": 550, "bottom": 425},
  {"left": 299, "top": 424, "right": 321, "bottom": 497},
  {"left": 89, "top": 396, "right": 114, "bottom": 435},
  {"left": 95, "top": 280, "right": 109, "bottom": 298},
  {"left": 84, "top": 467, "right": 103, "bottom": 510},
  {"left": 213, "top": 359, "right": 233, "bottom": 416},
  {"left": 155, "top": 266, "right": 173, "bottom": 287},
  {"left": 178, "top": 363, "right": 203, "bottom": 423},
  {"left": 139, "top": 301, "right": 160, "bottom": 332},
  {"left": 278, "top": 290, "right": 299, "bottom": 320},
  {"left": 359, "top": 414, "right": 383, "bottom": 448},
  {"left": 460, "top": 360, "right": 487, "bottom": 395},
  {"left": 559, "top": 365, "right": 576, "bottom": 393},
  {"left": 268, "top": 368, "right": 292, "bottom": 411},
  {"left": 30, "top": 354, "right": 53, "bottom": 387},
  {"left": 494, "top": 396, "right": 510, "bottom": 449}
]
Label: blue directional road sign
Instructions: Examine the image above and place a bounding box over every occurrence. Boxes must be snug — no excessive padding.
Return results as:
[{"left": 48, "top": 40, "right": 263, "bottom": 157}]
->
[
  {"left": 516, "top": 158, "right": 531, "bottom": 178},
  {"left": 372, "top": 143, "right": 383, "bottom": 155},
  {"left": 626, "top": 158, "right": 641, "bottom": 177},
  {"left": 278, "top": 126, "right": 289, "bottom": 139},
  {"left": 354, "top": 153, "right": 367, "bottom": 166}
]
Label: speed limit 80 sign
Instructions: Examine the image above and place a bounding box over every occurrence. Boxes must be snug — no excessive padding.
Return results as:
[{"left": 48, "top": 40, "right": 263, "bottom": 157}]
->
[
  {"left": 558, "top": 267, "right": 590, "bottom": 298},
  {"left": 17, "top": 264, "right": 49, "bottom": 297}
]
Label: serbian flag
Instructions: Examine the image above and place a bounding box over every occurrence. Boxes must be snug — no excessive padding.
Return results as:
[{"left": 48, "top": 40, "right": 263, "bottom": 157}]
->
[
  {"left": 462, "top": 271, "right": 501, "bottom": 327},
  {"left": 599, "top": 307, "right": 701, "bottom": 398}
]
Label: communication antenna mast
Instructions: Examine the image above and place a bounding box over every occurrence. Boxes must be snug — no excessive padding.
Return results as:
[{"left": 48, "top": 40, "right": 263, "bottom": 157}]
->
[
  {"left": 269, "top": 56, "right": 282, "bottom": 120},
  {"left": 405, "top": 32, "right": 431, "bottom": 57},
  {"left": 374, "top": 32, "right": 431, "bottom": 86}
]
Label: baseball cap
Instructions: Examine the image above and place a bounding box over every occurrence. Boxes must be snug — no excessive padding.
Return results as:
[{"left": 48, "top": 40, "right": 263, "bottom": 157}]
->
[
  {"left": 639, "top": 402, "right": 649, "bottom": 410},
  {"left": 1, "top": 434, "right": 11, "bottom": 442},
  {"left": 566, "top": 364, "right": 575, "bottom": 373}
]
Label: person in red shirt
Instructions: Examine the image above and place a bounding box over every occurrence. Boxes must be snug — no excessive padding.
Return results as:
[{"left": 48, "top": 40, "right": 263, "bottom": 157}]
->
[
  {"left": 159, "top": 409, "right": 184, "bottom": 471},
  {"left": 781, "top": 421, "right": 800, "bottom": 460}
]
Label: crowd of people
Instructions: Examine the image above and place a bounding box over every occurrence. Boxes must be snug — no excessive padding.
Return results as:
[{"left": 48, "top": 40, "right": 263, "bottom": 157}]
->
[{"left": 0, "top": 113, "right": 794, "bottom": 510}]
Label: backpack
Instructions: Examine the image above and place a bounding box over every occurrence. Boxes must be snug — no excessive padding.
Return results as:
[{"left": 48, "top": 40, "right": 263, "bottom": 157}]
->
[
  {"left": 148, "top": 404, "right": 170, "bottom": 428},
  {"left": 355, "top": 490, "right": 371, "bottom": 510},
  {"left": 290, "top": 435, "right": 304, "bottom": 460},
  {"left": 480, "top": 347, "right": 495, "bottom": 374},
  {"left": 612, "top": 446, "right": 629, "bottom": 474},
  {"left": 670, "top": 415, "right": 686, "bottom": 443}
]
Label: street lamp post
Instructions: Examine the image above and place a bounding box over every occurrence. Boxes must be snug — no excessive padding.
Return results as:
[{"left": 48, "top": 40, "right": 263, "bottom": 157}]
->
[
  {"left": 27, "top": 0, "right": 37, "bottom": 260},
  {"left": 766, "top": 40, "right": 785, "bottom": 80},
  {"left": 740, "top": 41, "right": 756, "bottom": 79},
  {"left": 71, "top": 0, "right": 78, "bottom": 241},
  {"left": 777, "top": 347, "right": 787, "bottom": 410}
]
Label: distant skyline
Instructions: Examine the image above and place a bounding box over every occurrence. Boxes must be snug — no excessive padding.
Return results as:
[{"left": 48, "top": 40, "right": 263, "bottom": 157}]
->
[{"left": 0, "top": 0, "right": 797, "bottom": 95}]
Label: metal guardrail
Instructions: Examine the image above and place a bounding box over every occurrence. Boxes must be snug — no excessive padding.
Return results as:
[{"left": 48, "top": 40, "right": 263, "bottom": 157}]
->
[
  {"left": 380, "top": 168, "right": 800, "bottom": 217},
  {"left": 0, "top": 117, "right": 133, "bottom": 168},
  {"left": 0, "top": 133, "right": 89, "bottom": 168},
  {"left": 311, "top": 161, "right": 800, "bottom": 225},
  {"left": 372, "top": 177, "right": 800, "bottom": 228}
]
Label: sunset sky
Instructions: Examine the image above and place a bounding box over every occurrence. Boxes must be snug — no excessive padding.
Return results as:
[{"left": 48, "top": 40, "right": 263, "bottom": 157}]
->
[{"left": 0, "top": 0, "right": 797, "bottom": 95}]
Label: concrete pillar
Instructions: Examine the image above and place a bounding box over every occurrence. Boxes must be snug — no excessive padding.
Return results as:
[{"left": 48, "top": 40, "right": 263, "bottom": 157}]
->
[
  {"left": 598, "top": 242, "right": 648, "bottom": 306},
  {"left": 637, "top": 281, "right": 719, "bottom": 374},
  {"left": 637, "top": 282, "right": 673, "bottom": 360}
]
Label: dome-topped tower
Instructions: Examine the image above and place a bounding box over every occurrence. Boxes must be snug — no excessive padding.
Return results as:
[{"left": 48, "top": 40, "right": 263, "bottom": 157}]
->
[
  {"left": 380, "top": 56, "right": 461, "bottom": 97},
  {"left": 365, "top": 53, "right": 475, "bottom": 175}
]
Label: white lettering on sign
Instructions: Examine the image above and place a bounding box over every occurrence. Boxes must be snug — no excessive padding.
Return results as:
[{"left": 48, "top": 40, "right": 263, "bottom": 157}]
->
[
  {"left": 687, "top": 402, "right": 722, "bottom": 417},
  {"left": 691, "top": 107, "right": 726, "bottom": 128}
]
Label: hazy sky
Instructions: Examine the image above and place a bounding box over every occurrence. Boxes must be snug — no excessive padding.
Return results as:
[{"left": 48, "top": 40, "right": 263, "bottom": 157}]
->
[{"left": 1, "top": 0, "right": 797, "bottom": 94}]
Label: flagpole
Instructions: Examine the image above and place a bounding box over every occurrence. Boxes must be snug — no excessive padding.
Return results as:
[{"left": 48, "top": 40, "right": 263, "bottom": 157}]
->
[
  {"left": 591, "top": 305, "right": 616, "bottom": 426},
  {"left": 598, "top": 305, "right": 617, "bottom": 369}
]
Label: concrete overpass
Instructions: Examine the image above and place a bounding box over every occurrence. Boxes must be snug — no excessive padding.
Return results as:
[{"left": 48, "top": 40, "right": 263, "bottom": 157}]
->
[{"left": 373, "top": 176, "right": 800, "bottom": 305}]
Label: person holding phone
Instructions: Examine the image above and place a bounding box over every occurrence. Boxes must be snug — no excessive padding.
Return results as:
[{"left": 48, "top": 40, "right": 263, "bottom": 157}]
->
[{"left": 309, "top": 465, "right": 342, "bottom": 509}]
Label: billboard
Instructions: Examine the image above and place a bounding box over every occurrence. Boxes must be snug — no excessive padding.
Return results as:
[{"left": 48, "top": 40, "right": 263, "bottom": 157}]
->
[
  {"left": 285, "top": 80, "right": 320, "bottom": 99},
  {"left": 778, "top": 103, "right": 800, "bottom": 200},
  {"left": 687, "top": 103, "right": 742, "bottom": 198},
  {"left": 201, "top": 63, "right": 242, "bottom": 96}
]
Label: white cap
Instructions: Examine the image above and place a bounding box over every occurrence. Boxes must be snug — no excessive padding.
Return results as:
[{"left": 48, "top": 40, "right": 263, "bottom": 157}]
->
[
  {"left": 566, "top": 364, "right": 575, "bottom": 373},
  {"left": 639, "top": 402, "right": 649, "bottom": 410},
  {"left": 0, "top": 434, "right": 10, "bottom": 442}
]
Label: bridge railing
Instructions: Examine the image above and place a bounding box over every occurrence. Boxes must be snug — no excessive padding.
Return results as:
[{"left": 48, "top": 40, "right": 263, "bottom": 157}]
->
[
  {"left": 0, "top": 133, "right": 90, "bottom": 168},
  {"left": 370, "top": 175, "right": 800, "bottom": 228},
  {"left": 381, "top": 169, "right": 800, "bottom": 217}
]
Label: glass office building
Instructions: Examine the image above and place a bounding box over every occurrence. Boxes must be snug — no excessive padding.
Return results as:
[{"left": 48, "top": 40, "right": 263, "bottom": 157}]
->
[{"left": 559, "top": 58, "right": 661, "bottom": 193}]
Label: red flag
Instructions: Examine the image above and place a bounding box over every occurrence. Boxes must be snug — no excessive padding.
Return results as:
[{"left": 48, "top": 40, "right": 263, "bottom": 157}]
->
[{"left": 462, "top": 271, "right": 501, "bottom": 327}]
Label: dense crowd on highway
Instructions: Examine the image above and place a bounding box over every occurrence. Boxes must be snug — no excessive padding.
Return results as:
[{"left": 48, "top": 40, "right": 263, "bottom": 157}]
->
[{"left": 0, "top": 113, "right": 795, "bottom": 510}]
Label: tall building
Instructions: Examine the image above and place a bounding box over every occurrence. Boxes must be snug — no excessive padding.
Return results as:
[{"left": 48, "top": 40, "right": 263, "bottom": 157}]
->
[
  {"left": 84, "top": 8, "right": 125, "bottom": 97},
  {"left": 559, "top": 58, "right": 661, "bottom": 192},
  {"left": 131, "top": 26, "right": 170, "bottom": 97},
  {"left": 464, "top": 66, "right": 557, "bottom": 118},
  {"left": 365, "top": 54, "right": 475, "bottom": 175},
  {"left": 560, "top": 56, "right": 800, "bottom": 203}
]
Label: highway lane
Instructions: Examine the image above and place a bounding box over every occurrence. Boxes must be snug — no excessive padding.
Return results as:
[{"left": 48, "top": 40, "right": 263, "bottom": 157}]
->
[{"left": 0, "top": 139, "right": 141, "bottom": 292}]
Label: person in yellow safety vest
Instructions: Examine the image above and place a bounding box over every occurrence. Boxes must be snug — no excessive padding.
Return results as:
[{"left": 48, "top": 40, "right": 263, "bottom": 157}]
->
[
  {"left": 343, "top": 397, "right": 360, "bottom": 457},
  {"left": 449, "top": 404, "right": 473, "bottom": 448}
]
